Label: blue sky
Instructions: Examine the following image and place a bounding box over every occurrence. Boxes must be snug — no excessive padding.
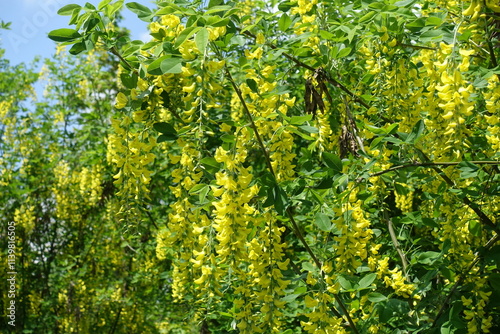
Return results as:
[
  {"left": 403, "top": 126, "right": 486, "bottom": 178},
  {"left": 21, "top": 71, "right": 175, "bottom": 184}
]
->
[{"left": 0, "top": 0, "right": 153, "bottom": 66}]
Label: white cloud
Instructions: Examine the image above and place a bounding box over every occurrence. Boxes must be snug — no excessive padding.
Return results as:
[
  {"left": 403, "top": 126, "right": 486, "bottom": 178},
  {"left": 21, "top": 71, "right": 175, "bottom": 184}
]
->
[{"left": 139, "top": 31, "right": 150, "bottom": 42}]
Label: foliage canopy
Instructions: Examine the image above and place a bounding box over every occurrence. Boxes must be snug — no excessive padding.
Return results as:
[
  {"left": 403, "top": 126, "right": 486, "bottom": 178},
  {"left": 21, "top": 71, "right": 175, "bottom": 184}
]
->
[{"left": 2, "top": 0, "right": 500, "bottom": 333}]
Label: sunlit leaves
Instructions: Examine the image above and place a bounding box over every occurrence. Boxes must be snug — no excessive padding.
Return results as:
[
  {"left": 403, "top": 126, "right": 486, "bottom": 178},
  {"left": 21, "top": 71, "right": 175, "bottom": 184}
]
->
[
  {"left": 48, "top": 28, "right": 81, "bottom": 42},
  {"left": 125, "top": 2, "right": 153, "bottom": 22},
  {"left": 147, "top": 56, "right": 183, "bottom": 75}
]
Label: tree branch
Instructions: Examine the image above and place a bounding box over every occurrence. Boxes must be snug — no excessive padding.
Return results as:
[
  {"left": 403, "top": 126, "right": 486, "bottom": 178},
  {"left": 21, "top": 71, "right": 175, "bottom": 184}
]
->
[
  {"left": 415, "top": 150, "right": 499, "bottom": 232},
  {"left": 241, "top": 30, "right": 371, "bottom": 110},
  {"left": 367, "top": 160, "right": 500, "bottom": 178},
  {"left": 384, "top": 210, "right": 409, "bottom": 279}
]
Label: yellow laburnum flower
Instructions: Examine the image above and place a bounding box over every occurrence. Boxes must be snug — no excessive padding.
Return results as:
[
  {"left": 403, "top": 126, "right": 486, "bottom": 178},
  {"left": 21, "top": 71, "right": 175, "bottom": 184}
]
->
[
  {"left": 115, "top": 92, "right": 128, "bottom": 109},
  {"left": 182, "top": 82, "right": 196, "bottom": 93},
  {"left": 161, "top": 14, "right": 180, "bottom": 27},
  {"left": 304, "top": 295, "right": 318, "bottom": 308},
  {"left": 486, "top": 0, "right": 500, "bottom": 12},
  {"left": 256, "top": 32, "right": 265, "bottom": 44}
]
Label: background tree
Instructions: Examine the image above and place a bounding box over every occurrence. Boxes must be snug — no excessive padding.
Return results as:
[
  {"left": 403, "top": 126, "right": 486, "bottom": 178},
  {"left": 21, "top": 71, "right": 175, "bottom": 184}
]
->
[{"left": 0, "top": 22, "right": 183, "bottom": 333}]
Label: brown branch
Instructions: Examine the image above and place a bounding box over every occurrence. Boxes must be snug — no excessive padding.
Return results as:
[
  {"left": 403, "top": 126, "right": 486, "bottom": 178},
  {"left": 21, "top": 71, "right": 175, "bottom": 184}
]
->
[
  {"left": 396, "top": 42, "right": 437, "bottom": 50},
  {"left": 241, "top": 30, "right": 371, "bottom": 110},
  {"left": 384, "top": 210, "right": 409, "bottom": 279},
  {"left": 415, "top": 150, "right": 499, "bottom": 232},
  {"left": 224, "top": 68, "right": 275, "bottom": 177},
  {"left": 367, "top": 160, "right": 500, "bottom": 178},
  {"left": 110, "top": 46, "right": 134, "bottom": 72}
]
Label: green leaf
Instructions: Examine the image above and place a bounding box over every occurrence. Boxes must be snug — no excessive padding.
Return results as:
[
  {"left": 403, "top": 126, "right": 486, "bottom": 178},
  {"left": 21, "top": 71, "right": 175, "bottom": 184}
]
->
[
  {"left": 219, "top": 311, "right": 233, "bottom": 318},
  {"left": 278, "top": 1, "right": 294, "bottom": 12},
  {"left": 57, "top": 4, "right": 82, "bottom": 16},
  {"left": 69, "top": 7, "right": 82, "bottom": 25},
  {"left": 174, "top": 26, "right": 201, "bottom": 48},
  {"left": 458, "top": 161, "right": 479, "bottom": 178},
  {"left": 290, "top": 115, "right": 312, "bottom": 125},
  {"left": 274, "top": 185, "right": 288, "bottom": 216},
  {"left": 405, "top": 119, "right": 425, "bottom": 144},
  {"left": 359, "top": 11, "right": 377, "bottom": 23},
  {"left": 337, "top": 47, "right": 351, "bottom": 58},
  {"left": 314, "top": 212, "right": 332, "bottom": 231},
  {"left": 68, "top": 42, "right": 86, "bottom": 55},
  {"left": 278, "top": 13, "right": 292, "bottom": 32},
  {"left": 208, "top": 0, "right": 224, "bottom": 7},
  {"left": 84, "top": 2, "right": 96, "bottom": 10},
  {"left": 322, "top": 152, "right": 342, "bottom": 173},
  {"left": 288, "top": 127, "right": 315, "bottom": 140},
  {"left": 425, "top": 16, "right": 442, "bottom": 26},
  {"left": 120, "top": 72, "right": 138, "bottom": 89},
  {"left": 302, "top": 262, "right": 315, "bottom": 273},
  {"left": 98, "top": 0, "right": 112, "bottom": 10},
  {"left": 153, "top": 122, "right": 177, "bottom": 138},
  {"left": 215, "top": 134, "right": 232, "bottom": 144},
  {"left": 489, "top": 273, "right": 500, "bottom": 292},
  {"left": 157, "top": 134, "right": 177, "bottom": 143},
  {"left": 246, "top": 79, "right": 258, "bottom": 93},
  {"left": 417, "top": 251, "right": 441, "bottom": 265},
  {"left": 298, "top": 125, "right": 318, "bottom": 133},
  {"left": 189, "top": 184, "right": 208, "bottom": 194},
  {"left": 367, "top": 292, "right": 387, "bottom": 303},
  {"left": 281, "top": 293, "right": 301, "bottom": 302},
  {"left": 419, "top": 29, "right": 446, "bottom": 43},
  {"left": 263, "top": 186, "right": 275, "bottom": 208},
  {"left": 358, "top": 273, "right": 377, "bottom": 289},
  {"left": 126, "top": 2, "right": 152, "bottom": 22},
  {"left": 365, "top": 124, "right": 385, "bottom": 135},
  {"left": 468, "top": 220, "right": 481, "bottom": 237},
  {"left": 337, "top": 276, "right": 352, "bottom": 290},
  {"left": 148, "top": 56, "right": 183, "bottom": 75},
  {"left": 200, "top": 157, "right": 222, "bottom": 174},
  {"left": 48, "top": 28, "right": 82, "bottom": 42},
  {"left": 106, "top": 0, "right": 124, "bottom": 18},
  {"left": 205, "top": 5, "right": 233, "bottom": 14},
  {"left": 195, "top": 28, "right": 209, "bottom": 56}
]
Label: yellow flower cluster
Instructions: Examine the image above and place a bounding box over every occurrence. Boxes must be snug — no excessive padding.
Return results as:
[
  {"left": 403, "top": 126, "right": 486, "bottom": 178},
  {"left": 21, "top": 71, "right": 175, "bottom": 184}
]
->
[
  {"left": 291, "top": 0, "right": 318, "bottom": 16},
  {"left": 462, "top": 275, "right": 493, "bottom": 333},
  {"left": 108, "top": 124, "right": 156, "bottom": 202},
  {"left": 52, "top": 160, "right": 104, "bottom": 221},
  {"left": 14, "top": 203, "right": 36, "bottom": 234},
  {"left": 149, "top": 14, "right": 182, "bottom": 40},
  {"left": 301, "top": 291, "right": 347, "bottom": 334},
  {"left": 0, "top": 98, "right": 13, "bottom": 119},
  {"left": 395, "top": 189, "right": 413, "bottom": 214},
  {"left": 161, "top": 142, "right": 205, "bottom": 301},
  {"left": 333, "top": 186, "right": 375, "bottom": 274},
  {"left": 484, "top": 75, "right": 500, "bottom": 153}
]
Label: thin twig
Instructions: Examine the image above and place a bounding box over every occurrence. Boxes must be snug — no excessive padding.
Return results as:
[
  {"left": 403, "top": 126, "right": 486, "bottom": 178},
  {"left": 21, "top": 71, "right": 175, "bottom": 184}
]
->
[
  {"left": 241, "top": 30, "right": 370, "bottom": 110},
  {"left": 110, "top": 46, "right": 134, "bottom": 72},
  {"left": 415, "top": 149, "right": 499, "bottom": 232},
  {"left": 367, "top": 160, "right": 500, "bottom": 178},
  {"left": 224, "top": 68, "right": 275, "bottom": 177},
  {"left": 384, "top": 210, "right": 409, "bottom": 279},
  {"left": 396, "top": 42, "right": 437, "bottom": 50}
]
